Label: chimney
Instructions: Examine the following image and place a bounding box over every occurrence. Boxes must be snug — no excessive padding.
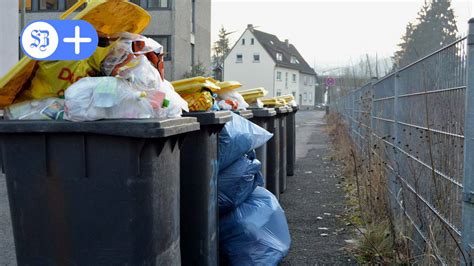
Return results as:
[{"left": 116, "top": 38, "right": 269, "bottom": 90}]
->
[
  {"left": 285, "top": 39, "right": 289, "bottom": 47},
  {"left": 247, "top": 24, "right": 253, "bottom": 29}
]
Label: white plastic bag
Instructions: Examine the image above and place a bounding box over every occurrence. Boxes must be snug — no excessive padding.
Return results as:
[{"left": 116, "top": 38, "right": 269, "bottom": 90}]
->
[
  {"left": 117, "top": 55, "right": 163, "bottom": 90},
  {"left": 155, "top": 80, "right": 189, "bottom": 118},
  {"left": 218, "top": 91, "right": 249, "bottom": 110},
  {"left": 5, "top": 98, "right": 64, "bottom": 120},
  {"left": 217, "top": 100, "right": 233, "bottom": 110},
  {"left": 64, "top": 77, "right": 155, "bottom": 122}
]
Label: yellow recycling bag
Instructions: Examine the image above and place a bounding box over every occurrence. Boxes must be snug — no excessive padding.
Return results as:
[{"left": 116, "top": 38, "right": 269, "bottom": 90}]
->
[
  {"left": 15, "top": 46, "right": 112, "bottom": 102},
  {"left": 0, "top": 0, "right": 150, "bottom": 107}
]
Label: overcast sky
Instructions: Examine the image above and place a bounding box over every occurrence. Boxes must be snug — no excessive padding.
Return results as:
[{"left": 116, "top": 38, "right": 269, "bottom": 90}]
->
[{"left": 211, "top": 0, "right": 473, "bottom": 72}]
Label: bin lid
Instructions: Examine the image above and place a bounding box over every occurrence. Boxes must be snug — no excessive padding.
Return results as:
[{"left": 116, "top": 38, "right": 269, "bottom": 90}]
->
[
  {"left": 232, "top": 110, "right": 253, "bottom": 119},
  {"left": 0, "top": 118, "right": 200, "bottom": 138},
  {"left": 182, "top": 111, "right": 232, "bottom": 126},
  {"left": 216, "top": 81, "right": 242, "bottom": 93},
  {"left": 249, "top": 108, "right": 276, "bottom": 117},
  {"left": 275, "top": 107, "right": 288, "bottom": 114},
  {"left": 171, "top": 77, "right": 221, "bottom": 94},
  {"left": 0, "top": 0, "right": 151, "bottom": 107}
]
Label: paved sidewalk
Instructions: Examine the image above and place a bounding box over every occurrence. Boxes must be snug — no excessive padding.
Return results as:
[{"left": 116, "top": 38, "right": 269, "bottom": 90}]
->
[
  {"left": 0, "top": 171, "right": 15, "bottom": 265},
  {"left": 280, "top": 110, "right": 356, "bottom": 265}
]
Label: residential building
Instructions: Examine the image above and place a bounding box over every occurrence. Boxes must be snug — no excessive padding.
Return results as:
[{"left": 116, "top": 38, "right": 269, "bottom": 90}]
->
[
  {"left": 223, "top": 24, "right": 317, "bottom": 107},
  {"left": 1, "top": 2, "right": 19, "bottom": 77},
  {"left": 17, "top": 0, "right": 211, "bottom": 81}
]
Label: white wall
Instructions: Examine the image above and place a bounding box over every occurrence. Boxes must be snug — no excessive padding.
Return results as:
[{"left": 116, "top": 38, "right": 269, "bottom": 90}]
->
[
  {"left": 299, "top": 73, "right": 316, "bottom": 106},
  {"left": 1, "top": 1, "right": 19, "bottom": 77},
  {"left": 274, "top": 66, "right": 299, "bottom": 99},
  {"left": 223, "top": 29, "right": 274, "bottom": 94}
]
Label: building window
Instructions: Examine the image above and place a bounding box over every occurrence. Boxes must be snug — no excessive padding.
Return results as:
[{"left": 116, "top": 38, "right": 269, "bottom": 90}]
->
[
  {"left": 148, "top": 0, "right": 169, "bottom": 9},
  {"left": 285, "top": 72, "right": 288, "bottom": 88},
  {"left": 292, "top": 91, "right": 296, "bottom": 97},
  {"left": 251, "top": 38, "right": 254, "bottom": 45},
  {"left": 39, "top": 0, "right": 58, "bottom": 10},
  {"left": 19, "top": 0, "right": 32, "bottom": 11},
  {"left": 276, "top": 71, "right": 282, "bottom": 81},
  {"left": 292, "top": 74, "right": 296, "bottom": 83},
  {"left": 304, "top": 76, "right": 308, "bottom": 85},
  {"left": 191, "top": 43, "right": 195, "bottom": 67},
  {"left": 276, "top": 52, "right": 283, "bottom": 61},
  {"left": 309, "top": 92, "right": 313, "bottom": 101},
  {"left": 191, "top": 0, "right": 196, "bottom": 33},
  {"left": 304, "top": 92, "right": 307, "bottom": 101},
  {"left": 253, "top": 53, "right": 260, "bottom": 63},
  {"left": 242, "top": 38, "right": 246, "bottom": 45},
  {"left": 66, "top": 0, "right": 86, "bottom": 9},
  {"left": 277, "top": 92, "right": 281, "bottom": 96},
  {"left": 291, "top": 56, "right": 299, "bottom": 64},
  {"left": 236, "top": 54, "right": 243, "bottom": 63},
  {"left": 146, "top": 35, "right": 172, "bottom": 61}
]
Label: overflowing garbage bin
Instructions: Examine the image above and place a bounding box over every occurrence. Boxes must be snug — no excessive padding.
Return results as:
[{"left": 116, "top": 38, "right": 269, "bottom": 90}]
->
[
  {"left": 232, "top": 110, "right": 253, "bottom": 119},
  {"left": 180, "top": 111, "right": 232, "bottom": 266},
  {"left": 276, "top": 107, "right": 290, "bottom": 193},
  {"left": 249, "top": 108, "right": 276, "bottom": 186},
  {"left": 286, "top": 106, "right": 298, "bottom": 176},
  {"left": 0, "top": 118, "right": 199, "bottom": 265}
]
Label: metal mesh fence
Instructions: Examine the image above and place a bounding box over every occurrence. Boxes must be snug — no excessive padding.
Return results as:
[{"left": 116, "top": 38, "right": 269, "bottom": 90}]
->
[{"left": 329, "top": 36, "right": 469, "bottom": 264}]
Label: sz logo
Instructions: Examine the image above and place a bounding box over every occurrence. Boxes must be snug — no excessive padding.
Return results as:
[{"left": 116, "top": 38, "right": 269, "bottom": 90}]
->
[{"left": 21, "top": 20, "right": 98, "bottom": 61}]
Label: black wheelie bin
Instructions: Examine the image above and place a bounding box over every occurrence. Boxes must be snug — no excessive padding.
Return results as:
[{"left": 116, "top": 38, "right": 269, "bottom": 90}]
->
[
  {"left": 249, "top": 108, "right": 276, "bottom": 186},
  {"left": 0, "top": 118, "right": 199, "bottom": 265},
  {"left": 286, "top": 106, "right": 298, "bottom": 176},
  {"left": 180, "top": 111, "right": 232, "bottom": 266}
]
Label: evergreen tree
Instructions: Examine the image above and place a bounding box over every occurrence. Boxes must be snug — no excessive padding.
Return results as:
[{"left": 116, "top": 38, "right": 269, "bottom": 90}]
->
[
  {"left": 394, "top": 0, "right": 458, "bottom": 67},
  {"left": 212, "top": 26, "right": 232, "bottom": 66}
]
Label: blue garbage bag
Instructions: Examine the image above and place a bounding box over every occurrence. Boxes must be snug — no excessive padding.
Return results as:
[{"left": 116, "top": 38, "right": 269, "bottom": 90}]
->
[
  {"left": 219, "top": 113, "right": 272, "bottom": 170},
  {"left": 218, "top": 150, "right": 264, "bottom": 214},
  {"left": 219, "top": 187, "right": 291, "bottom": 266}
]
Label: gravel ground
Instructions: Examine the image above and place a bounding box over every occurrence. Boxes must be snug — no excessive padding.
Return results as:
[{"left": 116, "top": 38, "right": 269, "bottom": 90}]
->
[
  {"left": 280, "top": 110, "right": 357, "bottom": 265},
  {"left": 0, "top": 110, "right": 356, "bottom": 265}
]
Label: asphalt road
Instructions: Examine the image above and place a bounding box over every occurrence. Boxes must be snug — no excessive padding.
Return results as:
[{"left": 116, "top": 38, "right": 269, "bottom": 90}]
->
[{"left": 0, "top": 110, "right": 355, "bottom": 265}]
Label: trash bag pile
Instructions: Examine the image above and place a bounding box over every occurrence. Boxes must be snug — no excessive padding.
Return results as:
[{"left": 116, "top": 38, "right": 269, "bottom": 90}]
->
[
  {"left": 218, "top": 113, "right": 291, "bottom": 265},
  {"left": 4, "top": 33, "right": 188, "bottom": 121},
  {"left": 172, "top": 78, "right": 249, "bottom": 112}
]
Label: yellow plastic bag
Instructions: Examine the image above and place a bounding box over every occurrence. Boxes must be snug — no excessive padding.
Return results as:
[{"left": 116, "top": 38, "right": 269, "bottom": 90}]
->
[
  {"left": 172, "top": 77, "right": 221, "bottom": 94},
  {"left": 15, "top": 46, "right": 112, "bottom": 102},
  {"left": 0, "top": 0, "right": 150, "bottom": 107},
  {"left": 181, "top": 91, "right": 214, "bottom": 111}
]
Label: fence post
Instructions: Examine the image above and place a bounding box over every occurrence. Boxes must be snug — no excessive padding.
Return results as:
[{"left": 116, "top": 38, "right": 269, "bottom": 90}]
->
[
  {"left": 390, "top": 69, "right": 402, "bottom": 215},
  {"left": 462, "top": 18, "right": 474, "bottom": 265},
  {"left": 370, "top": 78, "right": 377, "bottom": 132}
]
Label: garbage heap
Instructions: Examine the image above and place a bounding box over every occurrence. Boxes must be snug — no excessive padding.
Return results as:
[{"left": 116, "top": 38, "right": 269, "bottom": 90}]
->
[
  {"left": 217, "top": 112, "right": 291, "bottom": 265},
  {"left": 3, "top": 33, "right": 188, "bottom": 121},
  {"left": 172, "top": 77, "right": 249, "bottom": 112}
]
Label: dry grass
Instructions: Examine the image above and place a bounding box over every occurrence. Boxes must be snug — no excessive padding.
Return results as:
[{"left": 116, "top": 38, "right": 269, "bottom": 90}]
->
[{"left": 325, "top": 113, "right": 411, "bottom": 264}]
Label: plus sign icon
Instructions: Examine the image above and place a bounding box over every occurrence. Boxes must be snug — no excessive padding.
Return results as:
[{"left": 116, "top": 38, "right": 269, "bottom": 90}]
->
[{"left": 21, "top": 20, "right": 98, "bottom": 61}]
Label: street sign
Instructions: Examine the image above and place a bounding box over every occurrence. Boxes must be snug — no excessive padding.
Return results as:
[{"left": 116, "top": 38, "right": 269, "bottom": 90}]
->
[{"left": 325, "top": 77, "right": 336, "bottom": 87}]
